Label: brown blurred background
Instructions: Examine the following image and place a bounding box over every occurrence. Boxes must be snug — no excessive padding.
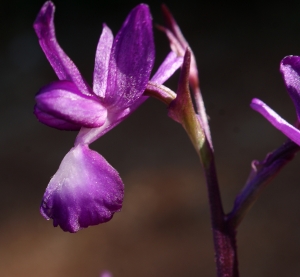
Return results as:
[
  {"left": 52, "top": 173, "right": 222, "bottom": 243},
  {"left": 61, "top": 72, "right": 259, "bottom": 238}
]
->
[{"left": 1, "top": 0, "right": 300, "bottom": 276}]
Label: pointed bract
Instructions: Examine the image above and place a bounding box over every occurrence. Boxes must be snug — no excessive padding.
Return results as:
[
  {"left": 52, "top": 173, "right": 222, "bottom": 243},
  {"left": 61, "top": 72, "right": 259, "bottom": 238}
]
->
[
  {"left": 168, "top": 48, "right": 205, "bottom": 150},
  {"left": 40, "top": 144, "right": 124, "bottom": 233}
]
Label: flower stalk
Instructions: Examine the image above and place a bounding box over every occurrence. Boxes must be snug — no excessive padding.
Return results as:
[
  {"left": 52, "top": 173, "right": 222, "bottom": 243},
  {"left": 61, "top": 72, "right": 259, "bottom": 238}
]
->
[
  {"left": 167, "top": 48, "right": 239, "bottom": 277},
  {"left": 227, "top": 140, "right": 300, "bottom": 228}
]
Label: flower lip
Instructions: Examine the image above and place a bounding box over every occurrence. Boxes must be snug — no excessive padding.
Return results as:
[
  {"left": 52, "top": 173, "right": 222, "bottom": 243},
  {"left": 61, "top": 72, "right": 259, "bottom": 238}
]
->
[{"left": 40, "top": 144, "right": 124, "bottom": 233}]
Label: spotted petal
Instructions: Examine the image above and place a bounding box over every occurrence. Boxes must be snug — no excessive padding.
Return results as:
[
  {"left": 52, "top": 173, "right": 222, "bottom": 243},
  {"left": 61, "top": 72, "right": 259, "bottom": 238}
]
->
[{"left": 40, "top": 144, "right": 124, "bottom": 233}]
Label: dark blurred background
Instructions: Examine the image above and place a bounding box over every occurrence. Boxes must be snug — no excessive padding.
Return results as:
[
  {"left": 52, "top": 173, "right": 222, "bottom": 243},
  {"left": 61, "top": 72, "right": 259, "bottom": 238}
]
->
[{"left": 2, "top": 0, "right": 300, "bottom": 276}]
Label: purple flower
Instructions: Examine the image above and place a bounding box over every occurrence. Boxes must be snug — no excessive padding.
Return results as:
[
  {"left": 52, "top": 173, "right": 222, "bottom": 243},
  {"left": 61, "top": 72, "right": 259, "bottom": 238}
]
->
[
  {"left": 34, "top": 1, "right": 154, "bottom": 131},
  {"left": 251, "top": 55, "right": 300, "bottom": 146},
  {"left": 34, "top": 2, "right": 182, "bottom": 232}
]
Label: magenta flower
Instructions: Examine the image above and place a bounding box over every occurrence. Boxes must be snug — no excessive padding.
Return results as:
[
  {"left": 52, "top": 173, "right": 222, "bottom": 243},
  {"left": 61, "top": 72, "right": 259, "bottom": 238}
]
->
[
  {"left": 34, "top": 2, "right": 182, "bottom": 232},
  {"left": 251, "top": 55, "right": 300, "bottom": 146}
]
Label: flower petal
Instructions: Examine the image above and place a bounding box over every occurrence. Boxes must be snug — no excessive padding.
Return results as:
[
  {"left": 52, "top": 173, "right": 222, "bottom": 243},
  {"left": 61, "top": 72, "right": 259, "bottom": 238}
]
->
[
  {"left": 280, "top": 55, "right": 300, "bottom": 120},
  {"left": 35, "top": 80, "right": 107, "bottom": 128},
  {"left": 151, "top": 51, "right": 183, "bottom": 84},
  {"left": 93, "top": 24, "right": 114, "bottom": 98},
  {"left": 104, "top": 4, "right": 155, "bottom": 109},
  {"left": 34, "top": 1, "right": 92, "bottom": 95},
  {"left": 34, "top": 106, "right": 81, "bottom": 130},
  {"left": 40, "top": 144, "right": 124, "bottom": 233},
  {"left": 251, "top": 98, "right": 300, "bottom": 145}
]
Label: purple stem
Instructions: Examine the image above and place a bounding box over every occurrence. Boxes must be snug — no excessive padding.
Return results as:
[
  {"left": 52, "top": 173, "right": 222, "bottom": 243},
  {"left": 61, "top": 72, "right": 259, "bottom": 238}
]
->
[
  {"left": 199, "top": 142, "right": 239, "bottom": 277},
  {"left": 227, "top": 140, "right": 300, "bottom": 228}
]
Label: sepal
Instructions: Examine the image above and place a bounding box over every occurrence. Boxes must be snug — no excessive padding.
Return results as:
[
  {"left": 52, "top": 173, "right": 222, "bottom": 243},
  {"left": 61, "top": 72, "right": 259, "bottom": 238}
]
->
[
  {"left": 104, "top": 4, "right": 155, "bottom": 109},
  {"left": 34, "top": 1, "right": 92, "bottom": 95}
]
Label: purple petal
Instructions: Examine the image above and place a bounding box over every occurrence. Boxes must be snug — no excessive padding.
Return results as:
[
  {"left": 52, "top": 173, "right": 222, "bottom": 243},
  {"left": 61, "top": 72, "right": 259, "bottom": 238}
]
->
[
  {"left": 104, "top": 4, "right": 155, "bottom": 109},
  {"left": 251, "top": 98, "right": 300, "bottom": 145},
  {"left": 280, "top": 55, "right": 300, "bottom": 120},
  {"left": 93, "top": 24, "right": 114, "bottom": 98},
  {"left": 151, "top": 51, "right": 183, "bottom": 84},
  {"left": 40, "top": 144, "right": 124, "bottom": 233},
  {"left": 34, "top": 1, "right": 92, "bottom": 95},
  {"left": 34, "top": 106, "right": 81, "bottom": 130},
  {"left": 35, "top": 80, "right": 107, "bottom": 128}
]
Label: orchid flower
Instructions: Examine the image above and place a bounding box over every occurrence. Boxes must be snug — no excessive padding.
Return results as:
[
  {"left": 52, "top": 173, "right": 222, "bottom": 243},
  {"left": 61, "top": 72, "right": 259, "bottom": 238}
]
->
[
  {"left": 34, "top": 2, "right": 182, "bottom": 232},
  {"left": 251, "top": 56, "right": 300, "bottom": 146}
]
